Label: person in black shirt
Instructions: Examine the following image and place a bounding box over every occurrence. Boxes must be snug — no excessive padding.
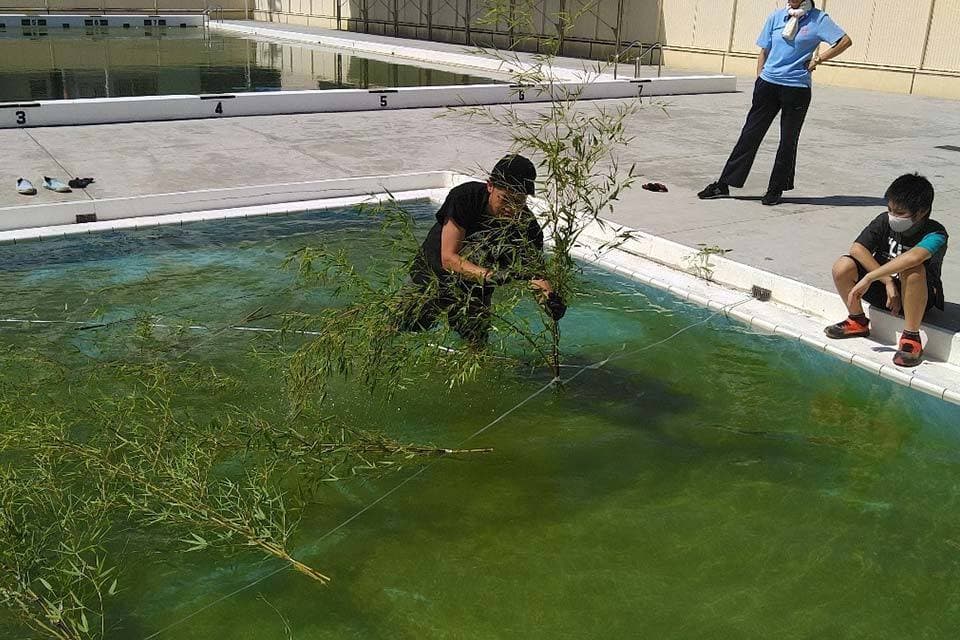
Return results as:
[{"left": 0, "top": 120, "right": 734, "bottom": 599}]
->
[
  {"left": 400, "top": 154, "right": 566, "bottom": 346},
  {"left": 825, "top": 173, "right": 948, "bottom": 367}
]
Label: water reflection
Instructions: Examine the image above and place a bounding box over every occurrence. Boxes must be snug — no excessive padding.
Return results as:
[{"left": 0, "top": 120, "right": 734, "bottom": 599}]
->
[{"left": 0, "top": 29, "right": 500, "bottom": 101}]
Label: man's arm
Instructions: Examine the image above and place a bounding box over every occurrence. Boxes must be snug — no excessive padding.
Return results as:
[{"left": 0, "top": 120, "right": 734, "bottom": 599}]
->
[
  {"left": 440, "top": 219, "right": 489, "bottom": 282},
  {"left": 529, "top": 278, "right": 553, "bottom": 295},
  {"left": 757, "top": 47, "right": 769, "bottom": 76},
  {"left": 809, "top": 34, "right": 853, "bottom": 71},
  {"left": 849, "top": 242, "right": 890, "bottom": 280},
  {"left": 848, "top": 241, "right": 902, "bottom": 313},
  {"left": 847, "top": 246, "right": 931, "bottom": 310},
  {"left": 859, "top": 246, "right": 931, "bottom": 283}
]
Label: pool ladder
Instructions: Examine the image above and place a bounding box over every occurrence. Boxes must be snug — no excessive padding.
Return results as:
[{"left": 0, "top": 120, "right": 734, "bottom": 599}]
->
[
  {"left": 612, "top": 40, "right": 663, "bottom": 80},
  {"left": 202, "top": 4, "right": 224, "bottom": 27}
]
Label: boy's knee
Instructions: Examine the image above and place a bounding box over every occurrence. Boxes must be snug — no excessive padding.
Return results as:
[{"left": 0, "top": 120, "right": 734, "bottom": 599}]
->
[
  {"left": 832, "top": 256, "right": 857, "bottom": 279},
  {"left": 900, "top": 263, "right": 927, "bottom": 284}
]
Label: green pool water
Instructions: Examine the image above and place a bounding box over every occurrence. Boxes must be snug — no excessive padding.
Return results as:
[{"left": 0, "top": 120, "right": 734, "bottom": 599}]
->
[
  {"left": 0, "top": 30, "right": 500, "bottom": 102},
  {"left": 1, "top": 203, "right": 959, "bottom": 639}
]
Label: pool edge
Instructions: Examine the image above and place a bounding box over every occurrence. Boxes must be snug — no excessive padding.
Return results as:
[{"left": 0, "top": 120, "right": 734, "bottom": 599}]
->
[{"left": 4, "top": 171, "right": 959, "bottom": 405}]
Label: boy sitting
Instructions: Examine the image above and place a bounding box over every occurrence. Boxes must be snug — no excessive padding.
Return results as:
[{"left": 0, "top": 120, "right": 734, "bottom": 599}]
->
[{"left": 825, "top": 173, "right": 948, "bottom": 367}]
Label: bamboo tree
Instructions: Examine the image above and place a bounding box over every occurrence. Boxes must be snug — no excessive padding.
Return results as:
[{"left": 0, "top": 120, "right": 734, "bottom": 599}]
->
[
  {"left": 282, "top": 1, "right": 643, "bottom": 389},
  {"left": 0, "top": 459, "right": 117, "bottom": 640},
  {"left": 0, "top": 4, "right": 646, "bottom": 636},
  {"left": 0, "top": 333, "right": 481, "bottom": 637}
]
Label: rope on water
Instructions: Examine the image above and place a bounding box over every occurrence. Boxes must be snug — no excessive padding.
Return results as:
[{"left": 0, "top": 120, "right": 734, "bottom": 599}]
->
[
  {"left": 0, "top": 317, "right": 322, "bottom": 336},
  {"left": 140, "top": 295, "right": 753, "bottom": 639}
]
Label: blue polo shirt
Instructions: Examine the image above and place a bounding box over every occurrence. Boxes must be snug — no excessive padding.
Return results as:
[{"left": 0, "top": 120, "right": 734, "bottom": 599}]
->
[{"left": 757, "top": 8, "right": 846, "bottom": 88}]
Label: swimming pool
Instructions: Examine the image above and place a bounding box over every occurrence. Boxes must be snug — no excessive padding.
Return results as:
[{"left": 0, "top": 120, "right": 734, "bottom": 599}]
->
[
  {"left": 1, "top": 203, "right": 958, "bottom": 638},
  {"left": 0, "top": 30, "right": 502, "bottom": 102}
]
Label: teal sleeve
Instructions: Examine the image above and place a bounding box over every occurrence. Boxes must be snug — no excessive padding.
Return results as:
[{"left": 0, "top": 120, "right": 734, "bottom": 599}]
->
[{"left": 917, "top": 232, "right": 947, "bottom": 255}]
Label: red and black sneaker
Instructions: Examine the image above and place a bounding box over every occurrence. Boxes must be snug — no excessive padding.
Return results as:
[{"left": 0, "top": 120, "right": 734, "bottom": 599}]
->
[
  {"left": 824, "top": 317, "right": 870, "bottom": 339},
  {"left": 893, "top": 334, "right": 923, "bottom": 368}
]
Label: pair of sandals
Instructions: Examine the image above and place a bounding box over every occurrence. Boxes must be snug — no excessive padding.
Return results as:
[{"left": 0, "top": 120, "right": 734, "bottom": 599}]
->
[{"left": 16, "top": 176, "right": 95, "bottom": 196}]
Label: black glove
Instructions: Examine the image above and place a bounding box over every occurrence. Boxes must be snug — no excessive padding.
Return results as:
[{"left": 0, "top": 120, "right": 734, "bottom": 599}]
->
[{"left": 544, "top": 292, "right": 567, "bottom": 321}]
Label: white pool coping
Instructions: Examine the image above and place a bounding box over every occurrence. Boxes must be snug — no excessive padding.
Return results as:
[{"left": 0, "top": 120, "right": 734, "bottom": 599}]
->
[
  {"left": 570, "top": 225, "right": 960, "bottom": 406},
  {"left": 0, "top": 14, "right": 205, "bottom": 29},
  {"left": 211, "top": 21, "right": 605, "bottom": 84},
  {"left": 0, "top": 171, "right": 454, "bottom": 232},
  {"left": 2, "top": 171, "right": 958, "bottom": 405},
  {"left": 0, "top": 21, "right": 736, "bottom": 128}
]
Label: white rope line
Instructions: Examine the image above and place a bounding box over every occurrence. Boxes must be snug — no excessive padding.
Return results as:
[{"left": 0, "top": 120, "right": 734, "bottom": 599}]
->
[
  {"left": 1, "top": 318, "right": 87, "bottom": 325},
  {"left": 463, "top": 376, "right": 560, "bottom": 442},
  {"left": 141, "top": 374, "right": 556, "bottom": 640},
  {"left": 140, "top": 295, "right": 752, "bottom": 639},
  {"left": 140, "top": 464, "right": 432, "bottom": 640},
  {"left": 0, "top": 318, "right": 322, "bottom": 336},
  {"left": 563, "top": 297, "right": 754, "bottom": 386}
]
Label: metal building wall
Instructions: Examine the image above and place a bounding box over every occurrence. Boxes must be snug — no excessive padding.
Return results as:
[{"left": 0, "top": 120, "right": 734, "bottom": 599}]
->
[
  {"left": 247, "top": 0, "right": 960, "bottom": 97},
  {"left": 823, "top": 0, "right": 928, "bottom": 68},
  {"left": 925, "top": 0, "right": 960, "bottom": 73}
]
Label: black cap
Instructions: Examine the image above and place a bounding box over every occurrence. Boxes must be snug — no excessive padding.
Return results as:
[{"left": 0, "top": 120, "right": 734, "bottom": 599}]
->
[{"left": 490, "top": 154, "right": 536, "bottom": 196}]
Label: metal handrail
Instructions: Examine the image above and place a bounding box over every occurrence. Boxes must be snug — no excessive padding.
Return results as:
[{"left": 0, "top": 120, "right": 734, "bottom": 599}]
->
[
  {"left": 0, "top": 6, "right": 211, "bottom": 12},
  {"left": 202, "top": 3, "right": 223, "bottom": 26},
  {"left": 612, "top": 40, "right": 663, "bottom": 79}
]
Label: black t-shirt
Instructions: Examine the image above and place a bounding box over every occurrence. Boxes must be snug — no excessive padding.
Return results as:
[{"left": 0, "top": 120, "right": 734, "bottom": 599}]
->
[
  {"left": 855, "top": 212, "right": 948, "bottom": 308},
  {"left": 412, "top": 181, "right": 545, "bottom": 282}
]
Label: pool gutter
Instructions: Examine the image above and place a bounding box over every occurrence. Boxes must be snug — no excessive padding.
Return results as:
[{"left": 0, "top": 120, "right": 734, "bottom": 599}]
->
[{"left": 2, "top": 171, "right": 958, "bottom": 405}]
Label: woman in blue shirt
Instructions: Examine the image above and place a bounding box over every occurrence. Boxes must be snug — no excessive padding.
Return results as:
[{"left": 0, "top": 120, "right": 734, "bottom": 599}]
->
[{"left": 698, "top": 0, "right": 852, "bottom": 205}]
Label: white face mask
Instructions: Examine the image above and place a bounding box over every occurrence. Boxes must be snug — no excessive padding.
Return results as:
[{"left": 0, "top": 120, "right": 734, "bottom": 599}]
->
[{"left": 888, "top": 213, "right": 917, "bottom": 233}]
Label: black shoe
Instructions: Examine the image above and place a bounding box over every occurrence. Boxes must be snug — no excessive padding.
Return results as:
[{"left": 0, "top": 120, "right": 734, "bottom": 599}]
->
[
  {"left": 824, "top": 317, "right": 870, "bottom": 339},
  {"left": 761, "top": 189, "right": 782, "bottom": 206},
  {"left": 697, "top": 181, "right": 729, "bottom": 200},
  {"left": 893, "top": 334, "right": 923, "bottom": 367}
]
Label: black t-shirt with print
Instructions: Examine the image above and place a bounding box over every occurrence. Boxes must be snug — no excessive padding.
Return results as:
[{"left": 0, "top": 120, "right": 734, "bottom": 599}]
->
[
  {"left": 412, "top": 181, "right": 545, "bottom": 283},
  {"left": 855, "top": 212, "right": 949, "bottom": 308}
]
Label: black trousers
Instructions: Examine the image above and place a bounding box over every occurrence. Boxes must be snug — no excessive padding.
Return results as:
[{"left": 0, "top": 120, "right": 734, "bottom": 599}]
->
[
  {"left": 398, "top": 271, "right": 494, "bottom": 346},
  {"left": 720, "top": 77, "right": 812, "bottom": 192}
]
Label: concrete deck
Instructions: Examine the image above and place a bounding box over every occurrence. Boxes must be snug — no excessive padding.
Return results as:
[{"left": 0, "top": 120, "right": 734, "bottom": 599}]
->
[{"left": 2, "top": 27, "right": 958, "bottom": 335}]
